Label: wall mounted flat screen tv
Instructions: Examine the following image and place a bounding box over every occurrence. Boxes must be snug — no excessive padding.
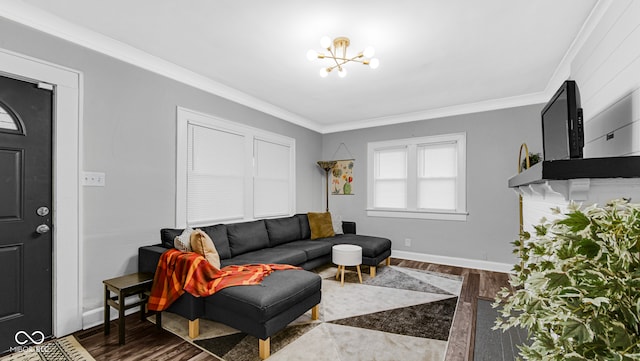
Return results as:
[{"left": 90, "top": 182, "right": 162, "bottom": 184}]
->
[{"left": 541, "top": 80, "right": 584, "bottom": 160}]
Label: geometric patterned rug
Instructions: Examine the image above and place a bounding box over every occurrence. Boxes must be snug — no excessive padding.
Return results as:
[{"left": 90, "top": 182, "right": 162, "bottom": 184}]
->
[
  {"left": 0, "top": 336, "right": 95, "bottom": 361},
  {"left": 156, "top": 265, "right": 463, "bottom": 361}
]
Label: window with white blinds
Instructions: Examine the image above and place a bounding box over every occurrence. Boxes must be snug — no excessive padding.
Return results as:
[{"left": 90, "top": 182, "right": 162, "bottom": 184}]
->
[
  {"left": 176, "top": 107, "right": 295, "bottom": 227},
  {"left": 373, "top": 147, "right": 407, "bottom": 209},
  {"left": 367, "top": 133, "right": 467, "bottom": 221}
]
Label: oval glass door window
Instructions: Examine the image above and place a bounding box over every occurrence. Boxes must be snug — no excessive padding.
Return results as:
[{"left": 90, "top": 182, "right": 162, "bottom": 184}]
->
[{"left": 0, "top": 103, "right": 19, "bottom": 131}]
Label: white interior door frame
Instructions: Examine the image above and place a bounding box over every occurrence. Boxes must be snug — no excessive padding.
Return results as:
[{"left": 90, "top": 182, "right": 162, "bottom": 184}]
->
[{"left": 0, "top": 47, "right": 82, "bottom": 336}]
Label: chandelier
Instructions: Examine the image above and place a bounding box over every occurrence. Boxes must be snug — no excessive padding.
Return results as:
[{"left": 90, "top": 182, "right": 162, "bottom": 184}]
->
[{"left": 306, "top": 36, "right": 379, "bottom": 78}]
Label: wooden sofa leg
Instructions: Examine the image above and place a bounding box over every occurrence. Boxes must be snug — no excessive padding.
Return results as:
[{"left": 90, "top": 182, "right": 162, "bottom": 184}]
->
[
  {"left": 311, "top": 304, "right": 320, "bottom": 320},
  {"left": 386, "top": 257, "right": 391, "bottom": 266},
  {"left": 188, "top": 319, "right": 200, "bottom": 339},
  {"left": 370, "top": 266, "right": 376, "bottom": 278},
  {"left": 259, "top": 338, "right": 271, "bottom": 360}
]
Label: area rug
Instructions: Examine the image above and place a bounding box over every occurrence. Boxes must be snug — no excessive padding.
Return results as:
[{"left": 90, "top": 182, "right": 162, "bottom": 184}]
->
[
  {"left": 0, "top": 335, "right": 95, "bottom": 361},
  {"left": 473, "top": 299, "right": 529, "bottom": 361},
  {"left": 154, "top": 265, "right": 463, "bottom": 361}
]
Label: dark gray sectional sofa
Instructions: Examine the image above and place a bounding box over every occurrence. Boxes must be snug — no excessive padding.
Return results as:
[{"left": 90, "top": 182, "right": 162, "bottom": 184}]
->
[
  {"left": 137, "top": 213, "right": 392, "bottom": 359},
  {"left": 139, "top": 213, "right": 392, "bottom": 278}
]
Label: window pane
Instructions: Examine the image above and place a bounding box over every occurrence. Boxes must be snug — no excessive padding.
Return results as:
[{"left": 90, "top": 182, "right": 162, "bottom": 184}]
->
[
  {"left": 254, "top": 139, "right": 291, "bottom": 218},
  {"left": 254, "top": 178, "right": 289, "bottom": 217},
  {"left": 188, "top": 174, "right": 244, "bottom": 223},
  {"left": 419, "top": 143, "right": 457, "bottom": 178},
  {"left": 255, "top": 139, "right": 290, "bottom": 179},
  {"left": 0, "top": 104, "right": 18, "bottom": 131},
  {"left": 374, "top": 180, "right": 406, "bottom": 208},
  {"left": 375, "top": 149, "right": 406, "bottom": 179},
  {"left": 418, "top": 179, "right": 456, "bottom": 210},
  {"left": 191, "top": 125, "right": 244, "bottom": 175}
]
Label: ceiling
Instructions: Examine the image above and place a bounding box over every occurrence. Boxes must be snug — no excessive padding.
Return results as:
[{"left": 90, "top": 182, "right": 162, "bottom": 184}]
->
[{"left": 4, "top": 0, "right": 599, "bottom": 133}]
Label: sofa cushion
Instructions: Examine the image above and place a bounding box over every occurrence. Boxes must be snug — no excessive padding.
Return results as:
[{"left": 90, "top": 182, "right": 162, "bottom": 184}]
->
[
  {"left": 296, "top": 214, "right": 311, "bottom": 239},
  {"left": 221, "top": 248, "right": 307, "bottom": 267},
  {"left": 204, "top": 269, "right": 321, "bottom": 323},
  {"left": 161, "top": 225, "right": 231, "bottom": 260},
  {"left": 227, "top": 220, "right": 270, "bottom": 257},
  {"left": 190, "top": 229, "right": 221, "bottom": 269},
  {"left": 308, "top": 212, "right": 335, "bottom": 239},
  {"left": 199, "top": 224, "right": 231, "bottom": 260},
  {"left": 275, "top": 240, "right": 333, "bottom": 260},
  {"left": 324, "top": 234, "right": 392, "bottom": 258},
  {"left": 264, "top": 216, "right": 302, "bottom": 247},
  {"left": 173, "top": 228, "right": 194, "bottom": 252},
  {"left": 160, "top": 228, "right": 182, "bottom": 249}
]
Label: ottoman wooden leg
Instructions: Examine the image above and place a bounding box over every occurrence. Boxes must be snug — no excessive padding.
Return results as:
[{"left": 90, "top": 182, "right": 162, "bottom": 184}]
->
[
  {"left": 189, "top": 319, "right": 200, "bottom": 339},
  {"left": 370, "top": 266, "right": 376, "bottom": 278},
  {"left": 386, "top": 257, "right": 391, "bottom": 266},
  {"left": 311, "top": 304, "right": 320, "bottom": 320},
  {"left": 259, "top": 338, "right": 271, "bottom": 360},
  {"left": 356, "top": 265, "right": 363, "bottom": 283}
]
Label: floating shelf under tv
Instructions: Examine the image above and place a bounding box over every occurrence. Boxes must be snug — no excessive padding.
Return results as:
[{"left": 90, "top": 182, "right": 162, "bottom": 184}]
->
[{"left": 508, "top": 156, "right": 640, "bottom": 188}]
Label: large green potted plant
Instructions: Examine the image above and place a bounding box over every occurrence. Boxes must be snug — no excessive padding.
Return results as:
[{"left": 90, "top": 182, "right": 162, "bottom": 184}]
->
[{"left": 494, "top": 199, "right": 640, "bottom": 360}]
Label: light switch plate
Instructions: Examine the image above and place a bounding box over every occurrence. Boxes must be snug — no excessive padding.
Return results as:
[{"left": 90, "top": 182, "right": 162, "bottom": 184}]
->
[{"left": 82, "top": 171, "right": 106, "bottom": 187}]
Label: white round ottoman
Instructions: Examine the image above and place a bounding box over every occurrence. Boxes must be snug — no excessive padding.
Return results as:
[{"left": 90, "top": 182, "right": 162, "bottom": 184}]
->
[{"left": 332, "top": 244, "right": 363, "bottom": 286}]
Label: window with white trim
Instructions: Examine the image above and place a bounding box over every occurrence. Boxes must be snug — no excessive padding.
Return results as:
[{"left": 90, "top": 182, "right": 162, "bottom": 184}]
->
[
  {"left": 176, "top": 107, "right": 295, "bottom": 227},
  {"left": 367, "top": 133, "right": 467, "bottom": 221}
]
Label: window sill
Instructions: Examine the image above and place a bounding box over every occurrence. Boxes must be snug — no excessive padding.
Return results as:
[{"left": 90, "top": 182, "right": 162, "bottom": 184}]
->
[{"left": 366, "top": 209, "right": 468, "bottom": 221}]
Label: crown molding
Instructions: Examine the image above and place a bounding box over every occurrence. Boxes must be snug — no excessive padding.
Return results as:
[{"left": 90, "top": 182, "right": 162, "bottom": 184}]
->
[
  {"left": 543, "top": 0, "right": 612, "bottom": 96},
  {"left": 0, "top": 0, "right": 322, "bottom": 133},
  {"left": 0, "top": 0, "right": 609, "bottom": 135},
  {"left": 320, "top": 91, "right": 550, "bottom": 134}
]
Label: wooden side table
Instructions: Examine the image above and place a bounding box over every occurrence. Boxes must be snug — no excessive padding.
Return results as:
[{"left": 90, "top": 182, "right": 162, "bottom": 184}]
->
[{"left": 103, "top": 272, "right": 154, "bottom": 345}]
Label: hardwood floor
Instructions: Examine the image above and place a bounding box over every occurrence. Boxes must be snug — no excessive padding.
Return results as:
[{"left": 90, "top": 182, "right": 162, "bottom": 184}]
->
[{"left": 74, "top": 258, "right": 511, "bottom": 361}]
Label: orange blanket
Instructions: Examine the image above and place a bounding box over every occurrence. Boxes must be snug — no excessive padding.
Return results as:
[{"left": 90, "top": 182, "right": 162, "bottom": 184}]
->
[{"left": 148, "top": 249, "right": 301, "bottom": 311}]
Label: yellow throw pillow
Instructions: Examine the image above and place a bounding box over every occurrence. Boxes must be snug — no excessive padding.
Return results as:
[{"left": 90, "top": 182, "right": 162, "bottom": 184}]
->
[
  {"left": 308, "top": 212, "right": 335, "bottom": 240},
  {"left": 190, "top": 229, "right": 221, "bottom": 269}
]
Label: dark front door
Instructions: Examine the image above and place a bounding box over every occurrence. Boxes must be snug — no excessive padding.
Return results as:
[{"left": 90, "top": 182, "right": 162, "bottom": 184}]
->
[{"left": 0, "top": 74, "right": 53, "bottom": 353}]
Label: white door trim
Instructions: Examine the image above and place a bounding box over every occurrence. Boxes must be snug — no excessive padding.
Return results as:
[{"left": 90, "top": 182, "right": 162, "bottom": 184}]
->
[{"left": 0, "top": 47, "right": 82, "bottom": 336}]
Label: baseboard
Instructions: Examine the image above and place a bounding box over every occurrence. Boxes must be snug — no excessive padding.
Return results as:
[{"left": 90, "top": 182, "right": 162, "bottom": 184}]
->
[{"left": 391, "top": 250, "right": 514, "bottom": 274}]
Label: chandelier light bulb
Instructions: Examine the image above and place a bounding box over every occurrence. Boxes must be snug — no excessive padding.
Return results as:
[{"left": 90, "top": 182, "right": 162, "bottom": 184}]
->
[
  {"left": 363, "top": 46, "right": 375, "bottom": 58},
  {"left": 319, "top": 68, "right": 329, "bottom": 78},
  {"left": 369, "top": 58, "right": 380, "bottom": 69},
  {"left": 320, "top": 36, "right": 332, "bottom": 49},
  {"left": 306, "top": 49, "right": 317, "bottom": 61},
  {"left": 338, "top": 68, "right": 347, "bottom": 78}
]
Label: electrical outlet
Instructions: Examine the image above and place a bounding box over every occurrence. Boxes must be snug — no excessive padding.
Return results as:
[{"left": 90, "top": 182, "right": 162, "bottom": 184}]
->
[
  {"left": 82, "top": 171, "right": 106, "bottom": 187},
  {"left": 404, "top": 238, "right": 412, "bottom": 247},
  {"left": 481, "top": 251, "right": 488, "bottom": 260}
]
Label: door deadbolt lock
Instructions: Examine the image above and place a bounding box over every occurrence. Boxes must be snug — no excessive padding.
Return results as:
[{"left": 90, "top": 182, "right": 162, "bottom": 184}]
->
[
  {"left": 37, "top": 207, "right": 50, "bottom": 217},
  {"left": 36, "top": 224, "right": 50, "bottom": 234}
]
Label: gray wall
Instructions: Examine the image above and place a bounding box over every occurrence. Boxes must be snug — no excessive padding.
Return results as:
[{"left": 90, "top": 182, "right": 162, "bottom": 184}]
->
[
  {"left": 322, "top": 104, "right": 543, "bottom": 264},
  {"left": 0, "top": 18, "right": 322, "bottom": 311},
  {"left": 0, "top": 17, "right": 545, "bottom": 314}
]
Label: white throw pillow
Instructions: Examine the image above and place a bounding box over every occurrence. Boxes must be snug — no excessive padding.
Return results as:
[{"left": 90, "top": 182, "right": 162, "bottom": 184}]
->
[
  {"left": 332, "top": 213, "right": 344, "bottom": 235},
  {"left": 174, "top": 227, "right": 194, "bottom": 252}
]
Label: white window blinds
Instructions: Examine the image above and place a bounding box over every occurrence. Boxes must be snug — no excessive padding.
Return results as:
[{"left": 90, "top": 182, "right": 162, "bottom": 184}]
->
[
  {"left": 367, "top": 133, "right": 467, "bottom": 221},
  {"left": 373, "top": 147, "right": 407, "bottom": 208},
  {"left": 176, "top": 107, "right": 295, "bottom": 227},
  {"left": 254, "top": 138, "right": 292, "bottom": 218}
]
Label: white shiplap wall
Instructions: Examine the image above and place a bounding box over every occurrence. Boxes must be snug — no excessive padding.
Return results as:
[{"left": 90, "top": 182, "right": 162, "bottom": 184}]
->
[{"left": 571, "top": 0, "right": 640, "bottom": 157}]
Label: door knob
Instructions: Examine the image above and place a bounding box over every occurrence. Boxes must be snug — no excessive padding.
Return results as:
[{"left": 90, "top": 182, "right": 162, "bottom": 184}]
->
[
  {"left": 37, "top": 206, "right": 50, "bottom": 217},
  {"left": 36, "top": 224, "right": 50, "bottom": 234}
]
